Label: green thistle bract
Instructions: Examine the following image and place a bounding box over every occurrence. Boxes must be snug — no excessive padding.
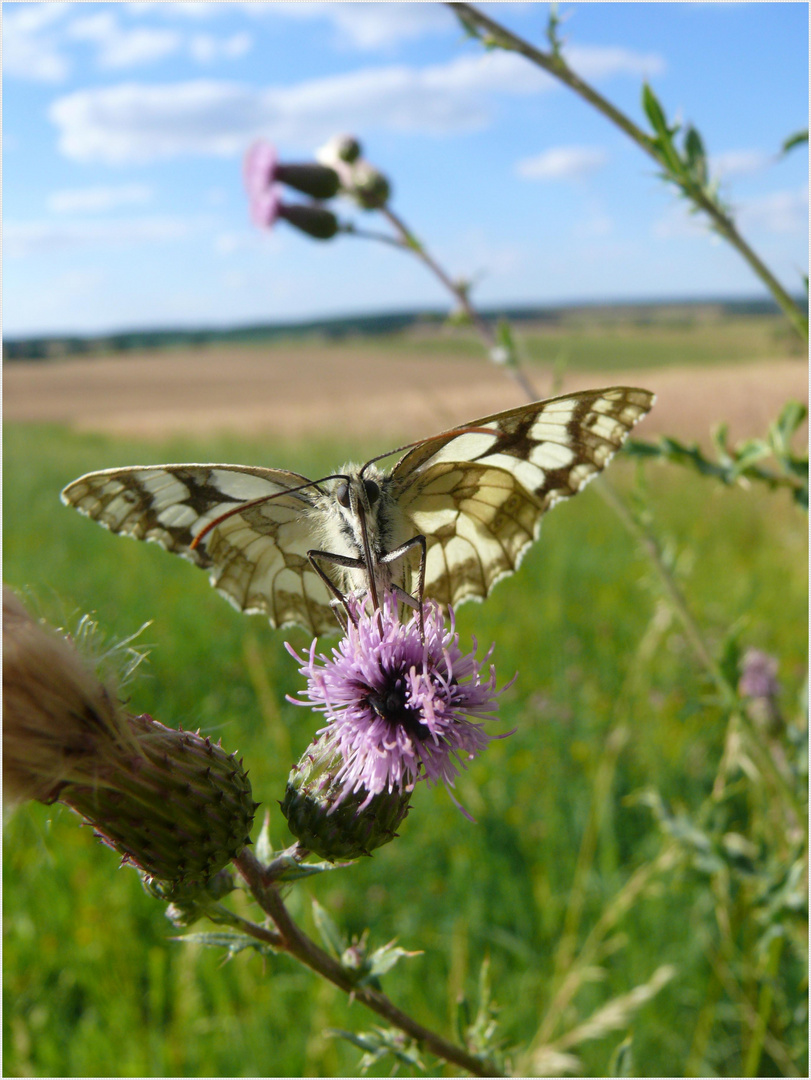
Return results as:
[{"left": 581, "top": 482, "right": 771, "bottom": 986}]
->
[{"left": 281, "top": 733, "right": 412, "bottom": 861}]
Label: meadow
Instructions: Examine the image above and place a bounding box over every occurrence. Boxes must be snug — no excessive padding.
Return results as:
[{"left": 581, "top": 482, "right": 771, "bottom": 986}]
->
[{"left": 3, "top": 331, "right": 807, "bottom": 1076}]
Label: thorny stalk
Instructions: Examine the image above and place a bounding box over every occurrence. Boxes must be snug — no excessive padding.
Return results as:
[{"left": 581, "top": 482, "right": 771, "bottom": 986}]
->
[
  {"left": 379, "top": 205, "right": 540, "bottom": 401},
  {"left": 234, "top": 849, "right": 504, "bottom": 1078},
  {"left": 447, "top": 2, "right": 807, "bottom": 341}
]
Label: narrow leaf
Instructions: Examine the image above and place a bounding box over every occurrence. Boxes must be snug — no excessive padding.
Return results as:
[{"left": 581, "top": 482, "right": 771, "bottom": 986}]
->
[{"left": 312, "top": 898, "right": 347, "bottom": 958}]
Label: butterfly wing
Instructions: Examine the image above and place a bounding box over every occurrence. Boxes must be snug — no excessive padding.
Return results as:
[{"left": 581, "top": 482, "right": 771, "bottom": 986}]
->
[
  {"left": 61, "top": 464, "right": 338, "bottom": 634},
  {"left": 387, "top": 387, "right": 654, "bottom": 608}
]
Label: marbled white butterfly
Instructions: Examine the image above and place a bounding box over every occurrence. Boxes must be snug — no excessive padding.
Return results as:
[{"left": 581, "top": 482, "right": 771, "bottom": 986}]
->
[{"left": 61, "top": 386, "right": 654, "bottom": 635}]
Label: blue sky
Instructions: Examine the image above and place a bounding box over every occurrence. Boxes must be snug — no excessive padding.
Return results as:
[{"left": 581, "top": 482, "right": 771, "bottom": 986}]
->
[{"left": 3, "top": 1, "right": 808, "bottom": 338}]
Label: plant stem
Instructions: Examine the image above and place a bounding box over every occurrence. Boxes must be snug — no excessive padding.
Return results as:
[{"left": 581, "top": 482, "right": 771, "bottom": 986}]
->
[
  {"left": 234, "top": 849, "right": 503, "bottom": 1078},
  {"left": 447, "top": 2, "right": 807, "bottom": 341},
  {"left": 380, "top": 206, "right": 541, "bottom": 401}
]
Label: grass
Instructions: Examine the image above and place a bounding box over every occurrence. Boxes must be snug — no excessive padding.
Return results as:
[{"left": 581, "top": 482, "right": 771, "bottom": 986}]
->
[
  {"left": 332, "top": 312, "right": 805, "bottom": 371},
  {"left": 3, "top": 418, "right": 807, "bottom": 1077}
]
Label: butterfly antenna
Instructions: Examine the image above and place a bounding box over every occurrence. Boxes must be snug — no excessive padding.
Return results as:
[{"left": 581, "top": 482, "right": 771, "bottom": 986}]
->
[
  {"left": 189, "top": 473, "right": 350, "bottom": 550},
  {"left": 358, "top": 427, "right": 499, "bottom": 476}
]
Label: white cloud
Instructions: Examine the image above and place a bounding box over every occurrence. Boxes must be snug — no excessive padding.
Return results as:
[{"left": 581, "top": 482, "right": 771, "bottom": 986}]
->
[
  {"left": 189, "top": 32, "right": 253, "bottom": 64},
  {"left": 264, "top": 2, "right": 453, "bottom": 49},
  {"left": 737, "top": 186, "right": 808, "bottom": 235},
  {"left": 567, "top": 44, "right": 665, "bottom": 80},
  {"left": 3, "top": 2, "right": 72, "bottom": 82},
  {"left": 67, "top": 11, "right": 181, "bottom": 69},
  {"left": 49, "top": 43, "right": 662, "bottom": 165},
  {"left": 47, "top": 184, "right": 154, "bottom": 214},
  {"left": 517, "top": 146, "right": 608, "bottom": 181},
  {"left": 5, "top": 216, "right": 205, "bottom": 258},
  {"left": 711, "top": 149, "right": 770, "bottom": 179}
]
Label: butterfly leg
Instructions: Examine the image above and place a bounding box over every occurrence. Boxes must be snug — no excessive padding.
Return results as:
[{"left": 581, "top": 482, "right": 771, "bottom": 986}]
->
[
  {"left": 380, "top": 534, "right": 427, "bottom": 638},
  {"left": 307, "top": 548, "right": 366, "bottom": 628}
]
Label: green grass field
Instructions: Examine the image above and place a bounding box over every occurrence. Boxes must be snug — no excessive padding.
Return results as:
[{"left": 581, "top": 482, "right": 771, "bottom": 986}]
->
[
  {"left": 3, "top": 414, "right": 807, "bottom": 1077},
  {"left": 336, "top": 312, "right": 805, "bottom": 371}
]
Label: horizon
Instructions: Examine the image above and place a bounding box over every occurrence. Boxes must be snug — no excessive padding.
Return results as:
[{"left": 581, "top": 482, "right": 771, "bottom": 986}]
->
[{"left": 4, "top": 292, "right": 794, "bottom": 349}]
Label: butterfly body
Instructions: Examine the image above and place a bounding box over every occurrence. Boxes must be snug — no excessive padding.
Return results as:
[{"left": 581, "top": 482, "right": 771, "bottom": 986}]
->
[
  {"left": 61, "top": 387, "right": 654, "bottom": 634},
  {"left": 308, "top": 464, "right": 420, "bottom": 597}
]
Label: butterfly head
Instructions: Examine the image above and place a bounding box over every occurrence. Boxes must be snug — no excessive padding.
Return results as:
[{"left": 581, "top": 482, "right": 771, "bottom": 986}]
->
[{"left": 332, "top": 464, "right": 385, "bottom": 536}]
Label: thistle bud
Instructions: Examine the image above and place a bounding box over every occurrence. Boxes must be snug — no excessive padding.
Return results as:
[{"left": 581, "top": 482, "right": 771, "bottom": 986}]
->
[
  {"left": 2, "top": 588, "right": 257, "bottom": 890},
  {"left": 62, "top": 715, "right": 256, "bottom": 889},
  {"left": 281, "top": 733, "right": 411, "bottom": 861},
  {"left": 350, "top": 161, "right": 391, "bottom": 210},
  {"left": 277, "top": 202, "right": 340, "bottom": 240},
  {"left": 317, "top": 133, "right": 362, "bottom": 165},
  {"left": 275, "top": 163, "right": 340, "bottom": 201}
]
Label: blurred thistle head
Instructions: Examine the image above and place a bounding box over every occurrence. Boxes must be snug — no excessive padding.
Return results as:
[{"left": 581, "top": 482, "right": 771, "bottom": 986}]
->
[
  {"left": 287, "top": 591, "right": 512, "bottom": 823},
  {"left": 738, "top": 647, "right": 783, "bottom": 734},
  {"left": 738, "top": 648, "right": 780, "bottom": 701},
  {"left": 243, "top": 139, "right": 340, "bottom": 234},
  {"left": 2, "top": 586, "right": 134, "bottom": 805},
  {"left": 2, "top": 588, "right": 257, "bottom": 891}
]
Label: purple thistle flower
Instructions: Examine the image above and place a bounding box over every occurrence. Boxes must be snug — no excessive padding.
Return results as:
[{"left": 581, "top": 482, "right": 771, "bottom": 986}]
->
[
  {"left": 287, "top": 592, "right": 512, "bottom": 819},
  {"left": 244, "top": 141, "right": 281, "bottom": 228},
  {"left": 738, "top": 648, "right": 780, "bottom": 701}
]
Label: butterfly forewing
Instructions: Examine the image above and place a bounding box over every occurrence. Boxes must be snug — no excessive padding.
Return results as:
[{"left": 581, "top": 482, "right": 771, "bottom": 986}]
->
[
  {"left": 390, "top": 387, "right": 654, "bottom": 608},
  {"left": 61, "top": 386, "right": 654, "bottom": 633},
  {"left": 61, "top": 463, "right": 338, "bottom": 633}
]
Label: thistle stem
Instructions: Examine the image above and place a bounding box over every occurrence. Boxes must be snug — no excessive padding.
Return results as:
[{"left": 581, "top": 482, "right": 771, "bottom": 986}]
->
[
  {"left": 379, "top": 206, "right": 541, "bottom": 401},
  {"left": 447, "top": 2, "right": 807, "bottom": 341},
  {"left": 234, "top": 849, "right": 503, "bottom": 1077}
]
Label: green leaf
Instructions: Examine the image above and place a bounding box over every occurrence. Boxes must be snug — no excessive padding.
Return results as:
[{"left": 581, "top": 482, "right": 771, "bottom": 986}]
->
[
  {"left": 254, "top": 811, "right": 273, "bottom": 866},
  {"left": 684, "top": 126, "right": 707, "bottom": 186},
  {"left": 609, "top": 1034, "right": 634, "bottom": 1077},
  {"left": 172, "top": 930, "right": 271, "bottom": 957},
  {"left": 642, "top": 83, "right": 669, "bottom": 138},
  {"left": 312, "top": 898, "right": 347, "bottom": 958},
  {"left": 328, "top": 1026, "right": 424, "bottom": 1071},
  {"left": 771, "top": 400, "right": 807, "bottom": 450},
  {"left": 366, "top": 940, "right": 423, "bottom": 980},
  {"left": 781, "top": 129, "right": 808, "bottom": 155}
]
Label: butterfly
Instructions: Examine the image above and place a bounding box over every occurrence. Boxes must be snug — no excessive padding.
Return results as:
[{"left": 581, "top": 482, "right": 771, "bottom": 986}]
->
[{"left": 61, "top": 386, "right": 654, "bottom": 635}]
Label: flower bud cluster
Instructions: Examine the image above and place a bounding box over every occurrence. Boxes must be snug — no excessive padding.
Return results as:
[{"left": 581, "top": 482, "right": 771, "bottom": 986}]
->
[
  {"left": 316, "top": 134, "right": 391, "bottom": 209},
  {"left": 244, "top": 133, "right": 392, "bottom": 242}
]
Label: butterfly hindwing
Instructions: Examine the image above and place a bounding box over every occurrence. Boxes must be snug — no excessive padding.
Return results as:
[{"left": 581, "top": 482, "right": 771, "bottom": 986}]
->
[
  {"left": 390, "top": 387, "right": 654, "bottom": 608},
  {"left": 61, "top": 463, "right": 338, "bottom": 633}
]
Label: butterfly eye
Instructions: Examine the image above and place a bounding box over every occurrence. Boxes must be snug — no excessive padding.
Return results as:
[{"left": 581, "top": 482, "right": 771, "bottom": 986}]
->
[
  {"left": 364, "top": 479, "right": 380, "bottom": 505},
  {"left": 336, "top": 481, "right": 350, "bottom": 508}
]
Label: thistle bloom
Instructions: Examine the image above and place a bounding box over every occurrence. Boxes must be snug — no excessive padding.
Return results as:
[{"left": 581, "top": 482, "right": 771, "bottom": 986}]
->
[{"left": 287, "top": 592, "right": 511, "bottom": 818}]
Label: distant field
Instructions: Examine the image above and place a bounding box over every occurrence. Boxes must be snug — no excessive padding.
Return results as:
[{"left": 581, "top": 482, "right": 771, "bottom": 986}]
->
[
  {"left": 3, "top": 311, "right": 806, "bottom": 447},
  {"left": 361, "top": 311, "right": 805, "bottom": 367}
]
